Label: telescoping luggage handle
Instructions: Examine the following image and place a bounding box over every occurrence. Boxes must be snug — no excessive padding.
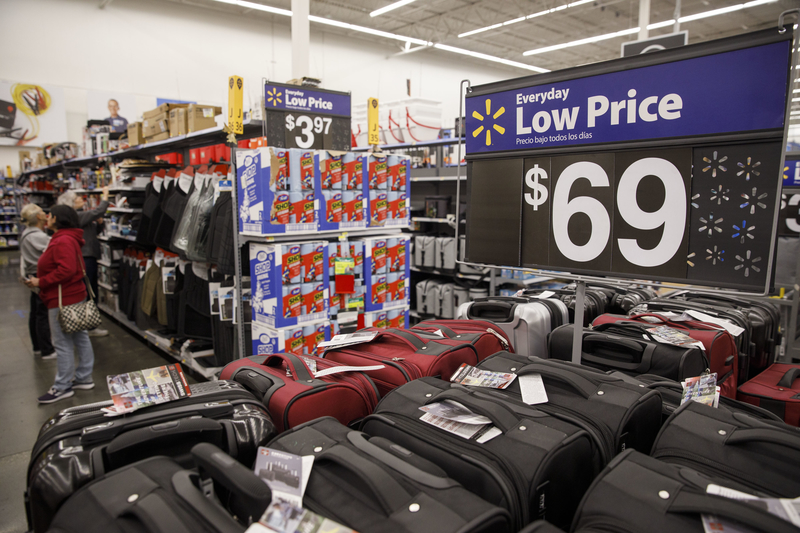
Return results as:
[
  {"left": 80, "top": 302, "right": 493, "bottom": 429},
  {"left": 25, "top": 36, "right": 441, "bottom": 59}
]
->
[
  {"left": 582, "top": 333, "right": 657, "bottom": 374},
  {"left": 777, "top": 368, "right": 800, "bottom": 388}
]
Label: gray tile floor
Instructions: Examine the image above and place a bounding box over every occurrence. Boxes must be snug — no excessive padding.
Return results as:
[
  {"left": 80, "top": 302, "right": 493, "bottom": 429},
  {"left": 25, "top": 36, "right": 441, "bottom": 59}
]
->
[{"left": 0, "top": 251, "right": 194, "bottom": 532}]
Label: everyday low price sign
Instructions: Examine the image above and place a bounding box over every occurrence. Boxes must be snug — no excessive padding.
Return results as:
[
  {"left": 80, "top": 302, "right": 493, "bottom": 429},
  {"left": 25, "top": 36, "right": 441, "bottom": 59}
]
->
[
  {"left": 464, "top": 29, "right": 794, "bottom": 293},
  {"left": 263, "top": 82, "right": 352, "bottom": 151}
]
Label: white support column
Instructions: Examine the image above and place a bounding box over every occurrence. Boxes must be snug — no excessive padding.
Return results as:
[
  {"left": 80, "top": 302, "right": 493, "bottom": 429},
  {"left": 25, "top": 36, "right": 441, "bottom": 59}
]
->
[
  {"left": 638, "top": 0, "right": 650, "bottom": 41},
  {"left": 673, "top": 0, "right": 682, "bottom": 33},
  {"left": 291, "top": 0, "right": 309, "bottom": 80}
]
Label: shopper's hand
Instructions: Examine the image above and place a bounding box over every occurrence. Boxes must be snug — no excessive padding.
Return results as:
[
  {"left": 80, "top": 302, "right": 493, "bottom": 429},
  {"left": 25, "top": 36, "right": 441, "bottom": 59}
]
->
[
  {"left": 25, "top": 276, "right": 40, "bottom": 288},
  {"left": 102, "top": 185, "right": 110, "bottom": 201}
]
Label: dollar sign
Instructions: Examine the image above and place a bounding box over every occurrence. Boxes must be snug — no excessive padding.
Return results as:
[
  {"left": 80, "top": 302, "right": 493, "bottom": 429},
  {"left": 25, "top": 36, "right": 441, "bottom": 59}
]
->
[
  {"left": 525, "top": 164, "right": 548, "bottom": 211},
  {"left": 285, "top": 114, "right": 295, "bottom": 131}
]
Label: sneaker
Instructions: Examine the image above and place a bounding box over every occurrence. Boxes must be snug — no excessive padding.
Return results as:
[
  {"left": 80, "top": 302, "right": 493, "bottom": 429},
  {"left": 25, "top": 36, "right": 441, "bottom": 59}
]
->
[
  {"left": 88, "top": 328, "right": 109, "bottom": 337},
  {"left": 38, "top": 387, "right": 74, "bottom": 404},
  {"left": 41, "top": 352, "right": 58, "bottom": 360},
  {"left": 72, "top": 381, "right": 95, "bottom": 390},
  {"left": 33, "top": 350, "right": 42, "bottom": 356}
]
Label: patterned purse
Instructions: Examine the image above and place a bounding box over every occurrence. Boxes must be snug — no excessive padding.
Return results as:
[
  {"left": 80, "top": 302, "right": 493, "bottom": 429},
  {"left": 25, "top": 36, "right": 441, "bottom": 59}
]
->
[{"left": 57, "top": 249, "right": 102, "bottom": 334}]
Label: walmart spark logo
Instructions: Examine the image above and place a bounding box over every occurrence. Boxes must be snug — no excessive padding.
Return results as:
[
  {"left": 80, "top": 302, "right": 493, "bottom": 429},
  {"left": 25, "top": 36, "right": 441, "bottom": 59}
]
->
[
  {"left": 472, "top": 99, "right": 505, "bottom": 146},
  {"left": 267, "top": 87, "right": 282, "bottom": 106}
]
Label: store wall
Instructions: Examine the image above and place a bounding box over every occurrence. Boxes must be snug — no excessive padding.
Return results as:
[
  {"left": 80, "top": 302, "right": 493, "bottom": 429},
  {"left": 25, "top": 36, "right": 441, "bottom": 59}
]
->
[{"left": 0, "top": 0, "right": 521, "bottom": 176}]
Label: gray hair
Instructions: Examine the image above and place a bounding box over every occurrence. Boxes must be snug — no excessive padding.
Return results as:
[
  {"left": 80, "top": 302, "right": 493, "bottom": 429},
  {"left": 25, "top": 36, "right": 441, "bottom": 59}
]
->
[
  {"left": 20, "top": 204, "right": 43, "bottom": 227},
  {"left": 57, "top": 190, "right": 77, "bottom": 207}
]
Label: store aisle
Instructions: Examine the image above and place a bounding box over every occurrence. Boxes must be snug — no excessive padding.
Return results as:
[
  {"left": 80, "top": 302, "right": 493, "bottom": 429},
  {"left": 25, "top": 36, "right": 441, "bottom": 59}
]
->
[{"left": 0, "top": 251, "right": 194, "bottom": 532}]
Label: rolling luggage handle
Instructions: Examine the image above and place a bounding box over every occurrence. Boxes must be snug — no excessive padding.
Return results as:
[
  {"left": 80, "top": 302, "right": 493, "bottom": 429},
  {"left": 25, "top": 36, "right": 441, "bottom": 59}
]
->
[
  {"left": 592, "top": 322, "right": 659, "bottom": 342},
  {"left": 517, "top": 364, "right": 598, "bottom": 399},
  {"left": 428, "top": 388, "right": 519, "bottom": 432},
  {"left": 262, "top": 353, "right": 317, "bottom": 383},
  {"left": 466, "top": 298, "right": 524, "bottom": 322},
  {"left": 777, "top": 368, "right": 800, "bottom": 388},
  {"left": 724, "top": 427, "right": 800, "bottom": 452},
  {"left": 582, "top": 334, "right": 656, "bottom": 373},
  {"left": 667, "top": 491, "right": 798, "bottom": 533},
  {"left": 346, "top": 431, "right": 460, "bottom": 490},
  {"left": 317, "top": 445, "right": 412, "bottom": 516},
  {"left": 191, "top": 442, "right": 272, "bottom": 523}
]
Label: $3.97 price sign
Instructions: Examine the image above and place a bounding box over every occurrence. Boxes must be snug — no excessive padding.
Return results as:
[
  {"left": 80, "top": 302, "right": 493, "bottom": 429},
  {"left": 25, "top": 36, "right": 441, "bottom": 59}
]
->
[{"left": 285, "top": 114, "right": 333, "bottom": 149}]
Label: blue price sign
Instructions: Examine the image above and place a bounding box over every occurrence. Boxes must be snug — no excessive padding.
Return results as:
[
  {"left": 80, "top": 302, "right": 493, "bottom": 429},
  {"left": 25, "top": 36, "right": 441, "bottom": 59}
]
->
[{"left": 464, "top": 29, "right": 795, "bottom": 293}]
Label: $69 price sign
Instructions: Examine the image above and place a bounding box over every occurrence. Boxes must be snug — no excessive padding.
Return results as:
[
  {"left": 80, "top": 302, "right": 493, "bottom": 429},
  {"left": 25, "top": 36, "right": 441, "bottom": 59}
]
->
[
  {"left": 285, "top": 113, "right": 333, "bottom": 149},
  {"left": 520, "top": 149, "right": 692, "bottom": 278}
]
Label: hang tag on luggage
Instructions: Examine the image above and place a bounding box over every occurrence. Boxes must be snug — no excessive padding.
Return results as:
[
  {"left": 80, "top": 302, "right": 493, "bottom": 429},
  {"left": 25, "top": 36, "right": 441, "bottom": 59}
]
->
[
  {"left": 704, "top": 484, "right": 800, "bottom": 528},
  {"left": 313, "top": 364, "right": 385, "bottom": 378},
  {"left": 533, "top": 290, "right": 555, "bottom": 299},
  {"left": 685, "top": 310, "right": 745, "bottom": 337},
  {"left": 316, "top": 331, "right": 377, "bottom": 350},
  {"left": 519, "top": 374, "right": 548, "bottom": 405}
]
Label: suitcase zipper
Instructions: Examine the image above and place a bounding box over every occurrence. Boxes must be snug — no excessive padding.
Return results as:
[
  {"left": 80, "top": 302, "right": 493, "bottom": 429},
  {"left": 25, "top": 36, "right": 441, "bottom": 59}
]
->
[
  {"left": 378, "top": 413, "right": 527, "bottom": 528},
  {"left": 328, "top": 348, "right": 421, "bottom": 382},
  {"left": 486, "top": 328, "right": 510, "bottom": 351}
]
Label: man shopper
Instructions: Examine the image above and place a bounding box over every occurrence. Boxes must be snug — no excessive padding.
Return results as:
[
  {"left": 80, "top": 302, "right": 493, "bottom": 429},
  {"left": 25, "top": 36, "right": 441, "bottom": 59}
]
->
[
  {"left": 25, "top": 205, "right": 96, "bottom": 404},
  {"left": 57, "top": 186, "right": 110, "bottom": 336},
  {"left": 19, "top": 204, "right": 55, "bottom": 360}
]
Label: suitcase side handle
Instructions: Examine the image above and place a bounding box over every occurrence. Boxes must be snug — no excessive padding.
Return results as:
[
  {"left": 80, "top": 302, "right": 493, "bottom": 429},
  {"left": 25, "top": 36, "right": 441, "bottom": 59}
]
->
[
  {"left": 374, "top": 328, "right": 426, "bottom": 350},
  {"left": 263, "top": 353, "right": 316, "bottom": 383},
  {"left": 430, "top": 389, "right": 519, "bottom": 432},
  {"left": 191, "top": 442, "right": 272, "bottom": 524},
  {"left": 346, "top": 431, "right": 459, "bottom": 490},
  {"left": 777, "top": 368, "right": 800, "bottom": 388},
  {"left": 582, "top": 334, "right": 655, "bottom": 373},
  {"left": 317, "top": 444, "right": 411, "bottom": 516},
  {"left": 517, "top": 364, "right": 597, "bottom": 399},
  {"left": 668, "top": 490, "right": 798, "bottom": 533},
  {"left": 725, "top": 427, "right": 800, "bottom": 452}
]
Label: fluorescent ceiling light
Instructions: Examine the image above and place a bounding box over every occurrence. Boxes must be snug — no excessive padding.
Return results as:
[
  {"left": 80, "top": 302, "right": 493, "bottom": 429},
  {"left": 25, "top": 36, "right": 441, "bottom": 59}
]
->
[
  {"left": 524, "top": 27, "right": 640, "bottom": 56},
  {"left": 459, "top": 0, "right": 593, "bottom": 39},
  {"left": 371, "top": 0, "right": 417, "bottom": 18},
  {"left": 434, "top": 43, "right": 550, "bottom": 72},
  {"left": 523, "top": 0, "right": 777, "bottom": 56},
  {"left": 208, "top": 0, "right": 546, "bottom": 72}
]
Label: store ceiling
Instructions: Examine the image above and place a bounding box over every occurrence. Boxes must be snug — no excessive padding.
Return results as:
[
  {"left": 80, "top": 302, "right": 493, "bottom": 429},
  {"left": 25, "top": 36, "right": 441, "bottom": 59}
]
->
[{"left": 169, "top": 0, "right": 798, "bottom": 118}]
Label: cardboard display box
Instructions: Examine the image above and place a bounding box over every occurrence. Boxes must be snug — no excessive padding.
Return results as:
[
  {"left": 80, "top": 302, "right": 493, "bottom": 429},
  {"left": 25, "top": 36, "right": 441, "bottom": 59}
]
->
[
  {"left": 143, "top": 113, "right": 169, "bottom": 138},
  {"left": 361, "top": 234, "right": 410, "bottom": 312},
  {"left": 143, "top": 102, "right": 189, "bottom": 120},
  {"left": 146, "top": 131, "right": 170, "bottom": 143},
  {"left": 187, "top": 104, "right": 222, "bottom": 133},
  {"left": 127, "top": 122, "right": 144, "bottom": 146},
  {"left": 251, "top": 321, "right": 330, "bottom": 356},
  {"left": 169, "top": 107, "right": 188, "bottom": 138}
]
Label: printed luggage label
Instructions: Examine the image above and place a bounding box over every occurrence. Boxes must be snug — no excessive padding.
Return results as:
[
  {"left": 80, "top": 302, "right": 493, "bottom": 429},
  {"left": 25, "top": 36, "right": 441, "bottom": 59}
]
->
[
  {"left": 450, "top": 363, "right": 517, "bottom": 389},
  {"left": 418, "top": 401, "right": 502, "bottom": 444},
  {"left": 105, "top": 364, "right": 191, "bottom": 415}
]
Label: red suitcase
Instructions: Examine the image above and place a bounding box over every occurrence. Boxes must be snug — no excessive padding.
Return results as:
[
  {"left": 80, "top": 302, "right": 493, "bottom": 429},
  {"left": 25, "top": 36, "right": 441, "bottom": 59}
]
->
[
  {"left": 592, "top": 313, "right": 739, "bottom": 399},
  {"left": 219, "top": 352, "right": 379, "bottom": 432},
  {"left": 411, "top": 318, "right": 513, "bottom": 358},
  {"left": 322, "top": 327, "right": 483, "bottom": 396},
  {"left": 737, "top": 363, "right": 800, "bottom": 426}
]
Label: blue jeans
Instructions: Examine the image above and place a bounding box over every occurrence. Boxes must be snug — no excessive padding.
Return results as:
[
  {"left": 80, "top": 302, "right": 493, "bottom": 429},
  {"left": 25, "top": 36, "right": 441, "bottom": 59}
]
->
[{"left": 48, "top": 306, "right": 95, "bottom": 392}]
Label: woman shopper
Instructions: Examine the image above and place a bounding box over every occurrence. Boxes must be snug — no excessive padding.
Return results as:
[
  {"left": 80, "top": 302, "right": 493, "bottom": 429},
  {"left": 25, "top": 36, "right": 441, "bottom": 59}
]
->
[
  {"left": 25, "top": 205, "right": 96, "bottom": 404},
  {"left": 19, "top": 204, "right": 55, "bottom": 360},
  {"left": 57, "top": 186, "right": 110, "bottom": 337}
]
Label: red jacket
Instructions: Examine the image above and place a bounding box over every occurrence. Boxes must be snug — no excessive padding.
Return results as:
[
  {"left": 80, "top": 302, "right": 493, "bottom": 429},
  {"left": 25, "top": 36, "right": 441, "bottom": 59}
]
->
[{"left": 37, "top": 228, "right": 88, "bottom": 309}]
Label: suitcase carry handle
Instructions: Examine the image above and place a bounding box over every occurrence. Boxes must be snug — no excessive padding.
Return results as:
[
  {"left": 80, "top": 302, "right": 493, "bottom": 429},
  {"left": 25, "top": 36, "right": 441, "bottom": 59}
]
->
[
  {"left": 105, "top": 418, "right": 224, "bottom": 470},
  {"left": 668, "top": 491, "right": 798, "bottom": 533},
  {"left": 191, "top": 442, "right": 272, "bottom": 523},
  {"left": 583, "top": 335, "right": 655, "bottom": 373},
  {"left": 374, "top": 328, "right": 426, "bottom": 350},
  {"left": 346, "top": 431, "right": 459, "bottom": 490},
  {"left": 415, "top": 321, "right": 457, "bottom": 338},
  {"left": 591, "top": 322, "right": 658, "bottom": 342},
  {"left": 517, "top": 364, "right": 597, "bottom": 399},
  {"left": 263, "top": 353, "right": 316, "bottom": 382},
  {"left": 317, "top": 445, "right": 411, "bottom": 516},
  {"left": 725, "top": 427, "right": 800, "bottom": 452},
  {"left": 466, "top": 300, "right": 519, "bottom": 322},
  {"left": 777, "top": 368, "right": 800, "bottom": 388},
  {"left": 429, "top": 388, "right": 519, "bottom": 432}
]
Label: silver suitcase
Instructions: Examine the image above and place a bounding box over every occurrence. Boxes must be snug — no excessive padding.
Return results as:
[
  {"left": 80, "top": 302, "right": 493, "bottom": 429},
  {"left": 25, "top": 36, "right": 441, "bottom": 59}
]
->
[
  {"left": 435, "top": 237, "right": 456, "bottom": 270},
  {"left": 453, "top": 285, "right": 470, "bottom": 311},
  {"left": 437, "top": 282, "right": 456, "bottom": 319},
  {"left": 416, "top": 278, "right": 441, "bottom": 315},
  {"left": 456, "top": 296, "right": 568, "bottom": 357},
  {"left": 414, "top": 236, "right": 436, "bottom": 268}
]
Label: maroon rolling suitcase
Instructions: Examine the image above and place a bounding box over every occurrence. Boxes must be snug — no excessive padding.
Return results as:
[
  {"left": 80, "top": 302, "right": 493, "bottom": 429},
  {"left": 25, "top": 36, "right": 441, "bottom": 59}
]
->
[
  {"left": 219, "top": 352, "right": 380, "bottom": 432},
  {"left": 412, "top": 318, "right": 513, "bottom": 357},
  {"left": 322, "top": 327, "right": 484, "bottom": 396},
  {"left": 737, "top": 363, "right": 800, "bottom": 426}
]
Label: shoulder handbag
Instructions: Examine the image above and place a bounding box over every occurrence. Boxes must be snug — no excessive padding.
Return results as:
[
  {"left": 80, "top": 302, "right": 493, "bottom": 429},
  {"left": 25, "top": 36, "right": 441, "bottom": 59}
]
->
[{"left": 57, "top": 248, "right": 102, "bottom": 334}]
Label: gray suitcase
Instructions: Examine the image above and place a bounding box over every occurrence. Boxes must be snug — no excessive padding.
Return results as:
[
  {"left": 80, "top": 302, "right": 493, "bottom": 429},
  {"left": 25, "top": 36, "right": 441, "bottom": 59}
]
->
[
  {"left": 416, "top": 278, "right": 442, "bottom": 315},
  {"left": 457, "top": 296, "right": 568, "bottom": 357},
  {"left": 437, "top": 282, "right": 455, "bottom": 319},
  {"left": 414, "top": 235, "right": 436, "bottom": 268},
  {"left": 453, "top": 285, "right": 470, "bottom": 311},
  {"left": 435, "top": 237, "right": 456, "bottom": 270}
]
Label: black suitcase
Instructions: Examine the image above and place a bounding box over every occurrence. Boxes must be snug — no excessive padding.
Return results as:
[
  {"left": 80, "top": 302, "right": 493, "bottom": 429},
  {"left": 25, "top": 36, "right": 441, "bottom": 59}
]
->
[
  {"left": 650, "top": 399, "right": 800, "bottom": 497},
  {"left": 267, "top": 417, "right": 512, "bottom": 533},
  {"left": 571, "top": 449, "right": 798, "bottom": 533},
  {"left": 27, "top": 380, "right": 276, "bottom": 533},
  {"left": 47, "top": 443, "right": 271, "bottom": 533},
  {"left": 585, "top": 283, "right": 657, "bottom": 315},
  {"left": 547, "top": 323, "right": 708, "bottom": 382},
  {"left": 521, "top": 287, "right": 607, "bottom": 326},
  {"left": 631, "top": 298, "right": 755, "bottom": 383},
  {"left": 361, "top": 377, "right": 597, "bottom": 531},
  {"left": 476, "top": 352, "right": 663, "bottom": 464},
  {"left": 622, "top": 372, "right": 785, "bottom": 425},
  {"left": 663, "top": 291, "right": 781, "bottom": 374},
  {"left": 518, "top": 521, "right": 567, "bottom": 533}
]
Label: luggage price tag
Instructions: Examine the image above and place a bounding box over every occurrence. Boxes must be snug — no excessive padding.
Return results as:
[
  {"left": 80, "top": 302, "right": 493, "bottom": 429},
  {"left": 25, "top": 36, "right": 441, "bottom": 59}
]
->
[
  {"left": 685, "top": 310, "right": 745, "bottom": 337},
  {"left": 253, "top": 447, "right": 313, "bottom": 509},
  {"left": 313, "top": 364, "right": 385, "bottom": 378},
  {"left": 681, "top": 373, "right": 719, "bottom": 407},
  {"left": 317, "top": 331, "right": 377, "bottom": 350},
  {"left": 519, "top": 374, "right": 549, "bottom": 405},
  {"left": 702, "top": 484, "right": 800, "bottom": 532},
  {"left": 646, "top": 325, "right": 706, "bottom": 351},
  {"left": 450, "top": 363, "right": 516, "bottom": 389},
  {"left": 418, "top": 400, "right": 502, "bottom": 443}
]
